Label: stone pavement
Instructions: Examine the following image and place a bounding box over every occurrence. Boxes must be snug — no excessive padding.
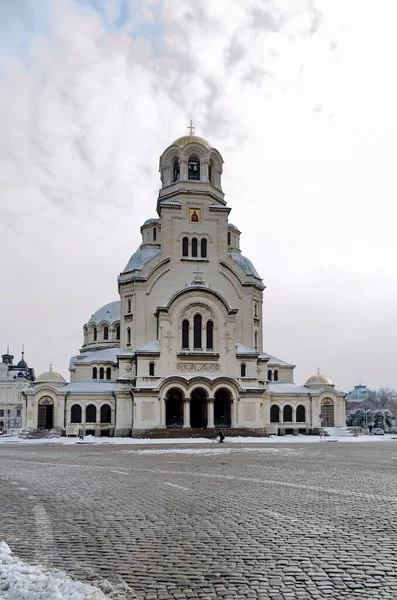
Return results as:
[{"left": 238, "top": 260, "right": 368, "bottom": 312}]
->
[{"left": 0, "top": 440, "right": 397, "bottom": 599}]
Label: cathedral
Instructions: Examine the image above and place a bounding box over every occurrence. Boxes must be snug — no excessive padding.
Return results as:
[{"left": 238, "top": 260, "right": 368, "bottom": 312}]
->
[{"left": 24, "top": 132, "right": 346, "bottom": 436}]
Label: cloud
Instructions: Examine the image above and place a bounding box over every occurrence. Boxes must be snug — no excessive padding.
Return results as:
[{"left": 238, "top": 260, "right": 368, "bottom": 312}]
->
[{"left": 1, "top": 0, "right": 397, "bottom": 390}]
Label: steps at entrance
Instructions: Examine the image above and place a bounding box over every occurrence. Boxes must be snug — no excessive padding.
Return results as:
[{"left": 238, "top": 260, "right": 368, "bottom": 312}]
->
[
  {"left": 133, "top": 428, "right": 267, "bottom": 439},
  {"left": 323, "top": 427, "right": 353, "bottom": 438}
]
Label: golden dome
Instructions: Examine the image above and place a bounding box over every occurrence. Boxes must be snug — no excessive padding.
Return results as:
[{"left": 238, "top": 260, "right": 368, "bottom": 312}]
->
[
  {"left": 305, "top": 374, "right": 333, "bottom": 386},
  {"left": 171, "top": 135, "right": 212, "bottom": 150},
  {"left": 36, "top": 370, "right": 66, "bottom": 383}
]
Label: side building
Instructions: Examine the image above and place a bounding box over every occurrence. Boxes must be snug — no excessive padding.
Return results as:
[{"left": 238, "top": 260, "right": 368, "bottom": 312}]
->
[
  {"left": 0, "top": 348, "right": 35, "bottom": 432},
  {"left": 24, "top": 132, "right": 346, "bottom": 435}
]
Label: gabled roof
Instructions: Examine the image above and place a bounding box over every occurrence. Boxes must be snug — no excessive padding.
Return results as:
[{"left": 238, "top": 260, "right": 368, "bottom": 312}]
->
[{"left": 260, "top": 353, "right": 296, "bottom": 368}]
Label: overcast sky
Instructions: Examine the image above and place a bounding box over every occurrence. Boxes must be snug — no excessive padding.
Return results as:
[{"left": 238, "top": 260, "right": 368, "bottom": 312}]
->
[{"left": 1, "top": 0, "right": 396, "bottom": 391}]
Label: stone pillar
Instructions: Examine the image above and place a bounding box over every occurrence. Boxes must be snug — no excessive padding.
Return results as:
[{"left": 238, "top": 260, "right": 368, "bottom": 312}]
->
[
  {"left": 180, "top": 159, "right": 188, "bottom": 181},
  {"left": 201, "top": 159, "right": 209, "bottom": 182},
  {"left": 207, "top": 397, "right": 214, "bottom": 428},
  {"left": 160, "top": 397, "right": 166, "bottom": 428},
  {"left": 292, "top": 406, "right": 296, "bottom": 424},
  {"left": 183, "top": 398, "right": 191, "bottom": 428}
]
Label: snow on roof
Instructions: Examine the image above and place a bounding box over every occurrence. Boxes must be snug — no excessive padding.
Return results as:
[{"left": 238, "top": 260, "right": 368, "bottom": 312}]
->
[
  {"left": 229, "top": 253, "right": 262, "bottom": 280},
  {"left": 122, "top": 248, "right": 161, "bottom": 274},
  {"left": 72, "top": 348, "right": 120, "bottom": 365},
  {"left": 136, "top": 340, "right": 160, "bottom": 353},
  {"left": 87, "top": 301, "right": 120, "bottom": 325},
  {"left": 268, "top": 383, "right": 311, "bottom": 395},
  {"left": 61, "top": 382, "right": 118, "bottom": 393},
  {"left": 159, "top": 200, "right": 181, "bottom": 206},
  {"left": 260, "top": 353, "right": 296, "bottom": 367},
  {"left": 228, "top": 223, "right": 240, "bottom": 232},
  {"left": 236, "top": 343, "right": 257, "bottom": 354}
]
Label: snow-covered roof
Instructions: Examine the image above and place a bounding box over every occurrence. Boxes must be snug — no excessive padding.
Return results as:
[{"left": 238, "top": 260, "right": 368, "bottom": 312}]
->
[
  {"left": 260, "top": 353, "right": 296, "bottom": 368},
  {"left": 87, "top": 301, "right": 120, "bottom": 325},
  {"left": 228, "top": 223, "right": 240, "bottom": 232},
  {"left": 159, "top": 200, "right": 181, "bottom": 206},
  {"left": 229, "top": 253, "right": 262, "bottom": 280},
  {"left": 136, "top": 340, "right": 161, "bottom": 353},
  {"left": 61, "top": 382, "right": 118, "bottom": 393},
  {"left": 268, "top": 383, "right": 311, "bottom": 395},
  {"left": 71, "top": 348, "right": 120, "bottom": 368},
  {"left": 236, "top": 343, "right": 257, "bottom": 354},
  {"left": 142, "top": 218, "right": 160, "bottom": 227},
  {"left": 122, "top": 248, "right": 161, "bottom": 274}
]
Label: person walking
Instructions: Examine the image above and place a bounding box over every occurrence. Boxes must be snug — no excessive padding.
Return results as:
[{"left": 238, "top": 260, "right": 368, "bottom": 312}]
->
[{"left": 218, "top": 430, "right": 225, "bottom": 443}]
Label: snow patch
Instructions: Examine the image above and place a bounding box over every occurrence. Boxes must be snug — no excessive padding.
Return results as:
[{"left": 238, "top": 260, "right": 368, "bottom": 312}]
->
[{"left": 0, "top": 542, "right": 108, "bottom": 600}]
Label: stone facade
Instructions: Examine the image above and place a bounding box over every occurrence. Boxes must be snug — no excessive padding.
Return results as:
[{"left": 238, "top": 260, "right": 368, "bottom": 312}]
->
[
  {"left": 0, "top": 349, "right": 35, "bottom": 432},
  {"left": 24, "top": 133, "right": 346, "bottom": 435}
]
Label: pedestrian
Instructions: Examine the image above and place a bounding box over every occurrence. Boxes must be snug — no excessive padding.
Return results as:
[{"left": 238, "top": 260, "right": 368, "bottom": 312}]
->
[{"left": 218, "top": 430, "right": 225, "bottom": 443}]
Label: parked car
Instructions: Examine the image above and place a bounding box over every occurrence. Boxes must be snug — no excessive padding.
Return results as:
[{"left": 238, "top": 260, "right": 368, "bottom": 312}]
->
[{"left": 372, "top": 428, "right": 385, "bottom": 435}]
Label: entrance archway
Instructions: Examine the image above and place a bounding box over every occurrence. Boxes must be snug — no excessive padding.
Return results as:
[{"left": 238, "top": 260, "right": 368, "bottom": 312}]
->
[
  {"left": 214, "top": 389, "right": 232, "bottom": 428},
  {"left": 37, "top": 396, "right": 54, "bottom": 429},
  {"left": 321, "top": 398, "right": 335, "bottom": 427},
  {"left": 166, "top": 388, "right": 184, "bottom": 428},
  {"left": 190, "top": 389, "right": 208, "bottom": 428}
]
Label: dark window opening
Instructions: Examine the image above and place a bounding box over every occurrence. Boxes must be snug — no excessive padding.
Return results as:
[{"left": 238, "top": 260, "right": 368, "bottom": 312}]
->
[
  {"left": 116, "top": 326, "right": 120, "bottom": 340},
  {"left": 188, "top": 155, "right": 200, "bottom": 180},
  {"left": 127, "top": 328, "right": 131, "bottom": 346},
  {"left": 172, "top": 158, "right": 180, "bottom": 183},
  {"left": 192, "top": 238, "right": 198, "bottom": 257},
  {"left": 71, "top": 404, "right": 82, "bottom": 424},
  {"left": 227, "top": 231, "right": 231, "bottom": 246},
  {"left": 268, "top": 369, "right": 272, "bottom": 381},
  {"left": 93, "top": 328, "right": 97, "bottom": 342},
  {"left": 99, "top": 367, "right": 104, "bottom": 380},
  {"left": 153, "top": 228, "right": 157, "bottom": 241},
  {"left": 283, "top": 405, "right": 293, "bottom": 422},
  {"left": 241, "top": 363, "right": 246, "bottom": 377},
  {"left": 206, "top": 320, "right": 214, "bottom": 350},
  {"left": 106, "top": 367, "right": 111, "bottom": 380},
  {"left": 201, "top": 238, "right": 207, "bottom": 258},
  {"left": 104, "top": 326, "right": 109, "bottom": 340},
  {"left": 92, "top": 367, "right": 97, "bottom": 380},
  {"left": 86, "top": 404, "right": 97, "bottom": 423},
  {"left": 270, "top": 405, "right": 280, "bottom": 423},
  {"left": 149, "top": 362, "right": 155, "bottom": 376},
  {"left": 100, "top": 404, "right": 111, "bottom": 424},
  {"left": 182, "top": 237, "right": 189, "bottom": 257},
  {"left": 296, "top": 405, "right": 306, "bottom": 422},
  {"left": 193, "top": 313, "right": 202, "bottom": 349},
  {"left": 182, "top": 320, "right": 189, "bottom": 349}
]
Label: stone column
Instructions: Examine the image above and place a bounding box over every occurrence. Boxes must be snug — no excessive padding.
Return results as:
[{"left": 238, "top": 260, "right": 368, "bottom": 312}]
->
[
  {"left": 160, "top": 397, "right": 166, "bottom": 428},
  {"left": 292, "top": 406, "right": 296, "bottom": 423},
  {"left": 207, "top": 397, "right": 215, "bottom": 428},
  {"left": 183, "top": 398, "right": 191, "bottom": 428},
  {"left": 180, "top": 159, "right": 188, "bottom": 181},
  {"left": 201, "top": 159, "right": 209, "bottom": 182}
]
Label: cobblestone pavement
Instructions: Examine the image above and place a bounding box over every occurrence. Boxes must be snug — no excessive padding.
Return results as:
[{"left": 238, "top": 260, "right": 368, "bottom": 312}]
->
[{"left": 1, "top": 441, "right": 397, "bottom": 599}]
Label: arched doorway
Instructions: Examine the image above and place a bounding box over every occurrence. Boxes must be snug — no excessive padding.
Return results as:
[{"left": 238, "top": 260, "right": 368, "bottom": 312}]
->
[
  {"left": 321, "top": 398, "right": 335, "bottom": 427},
  {"left": 70, "top": 404, "right": 82, "bottom": 423},
  {"left": 37, "top": 396, "right": 54, "bottom": 429},
  {"left": 190, "top": 389, "right": 208, "bottom": 428},
  {"left": 214, "top": 389, "right": 232, "bottom": 428},
  {"left": 166, "top": 388, "right": 184, "bottom": 428}
]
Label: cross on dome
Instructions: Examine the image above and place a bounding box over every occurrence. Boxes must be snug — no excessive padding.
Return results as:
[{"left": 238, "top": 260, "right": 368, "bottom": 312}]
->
[
  {"left": 49, "top": 362, "right": 53, "bottom": 372},
  {"left": 187, "top": 120, "right": 195, "bottom": 135}
]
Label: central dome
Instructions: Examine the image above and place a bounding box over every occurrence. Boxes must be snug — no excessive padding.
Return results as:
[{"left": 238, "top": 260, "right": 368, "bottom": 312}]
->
[
  {"left": 36, "top": 370, "right": 66, "bottom": 383},
  {"left": 172, "top": 135, "right": 212, "bottom": 150}
]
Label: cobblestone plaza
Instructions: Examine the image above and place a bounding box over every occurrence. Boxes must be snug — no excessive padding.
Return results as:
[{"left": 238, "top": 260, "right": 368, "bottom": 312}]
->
[{"left": 1, "top": 440, "right": 397, "bottom": 599}]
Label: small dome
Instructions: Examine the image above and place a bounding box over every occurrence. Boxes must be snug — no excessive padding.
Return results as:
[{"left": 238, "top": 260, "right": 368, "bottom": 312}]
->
[
  {"left": 87, "top": 301, "right": 120, "bottom": 325},
  {"left": 17, "top": 359, "right": 27, "bottom": 369},
  {"left": 142, "top": 218, "right": 160, "bottom": 227},
  {"left": 122, "top": 248, "right": 161, "bottom": 275},
  {"left": 36, "top": 371, "right": 66, "bottom": 383},
  {"left": 305, "top": 374, "right": 333, "bottom": 386},
  {"left": 228, "top": 223, "right": 240, "bottom": 232},
  {"left": 229, "top": 253, "right": 262, "bottom": 280},
  {"left": 172, "top": 135, "right": 212, "bottom": 150}
]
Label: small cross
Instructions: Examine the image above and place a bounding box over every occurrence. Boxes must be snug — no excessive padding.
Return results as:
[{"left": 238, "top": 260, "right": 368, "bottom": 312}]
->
[
  {"left": 187, "top": 120, "right": 195, "bottom": 135},
  {"left": 223, "top": 331, "right": 232, "bottom": 354},
  {"left": 164, "top": 330, "right": 175, "bottom": 352},
  {"left": 317, "top": 366, "right": 320, "bottom": 375},
  {"left": 192, "top": 266, "right": 204, "bottom": 283},
  {"left": 49, "top": 362, "right": 53, "bottom": 372}
]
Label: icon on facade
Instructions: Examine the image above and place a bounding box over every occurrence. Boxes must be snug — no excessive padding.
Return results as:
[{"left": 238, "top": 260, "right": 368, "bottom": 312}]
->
[{"left": 190, "top": 209, "right": 200, "bottom": 223}]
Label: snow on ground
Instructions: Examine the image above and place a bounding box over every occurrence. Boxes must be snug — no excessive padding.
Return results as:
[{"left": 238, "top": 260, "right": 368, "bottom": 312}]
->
[
  {"left": 125, "top": 446, "right": 303, "bottom": 456},
  {"left": 0, "top": 541, "right": 108, "bottom": 600},
  {"left": 0, "top": 434, "right": 395, "bottom": 446}
]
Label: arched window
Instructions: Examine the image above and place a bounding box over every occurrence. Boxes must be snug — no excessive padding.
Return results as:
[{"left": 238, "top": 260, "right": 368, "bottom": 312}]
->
[
  {"left": 92, "top": 367, "right": 97, "bottom": 380},
  {"left": 254, "top": 303, "right": 258, "bottom": 317},
  {"left": 71, "top": 404, "right": 82, "bottom": 423},
  {"left": 86, "top": 404, "right": 97, "bottom": 423},
  {"left": 270, "top": 405, "right": 280, "bottom": 423},
  {"left": 99, "top": 367, "right": 104, "bottom": 380},
  {"left": 268, "top": 369, "right": 272, "bottom": 381},
  {"left": 149, "top": 362, "right": 155, "bottom": 376},
  {"left": 172, "top": 158, "right": 180, "bottom": 183},
  {"left": 106, "top": 367, "right": 111, "bottom": 380},
  {"left": 116, "top": 326, "right": 120, "bottom": 340},
  {"left": 274, "top": 369, "right": 278, "bottom": 382},
  {"left": 153, "top": 228, "right": 157, "bottom": 241},
  {"left": 283, "top": 405, "right": 293, "bottom": 422},
  {"left": 201, "top": 238, "right": 207, "bottom": 258},
  {"left": 126, "top": 328, "right": 131, "bottom": 346},
  {"left": 192, "top": 237, "right": 198, "bottom": 257},
  {"left": 182, "top": 237, "right": 189, "bottom": 257},
  {"left": 93, "top": 328, "right": 97, "bottom": 342},
  {"left": 127, "top": 299, "right": 131, "bottom": 313},
  {"left": 209, "top": 159, "right": 214, "bottom": 184},
  {"left": 227, "top": 231, "right": 231, "bottom": 246},
  {"left": 104, "top": 326, "right": 109, "bottom": 340},
  {"left": 254, "top": 331, "right": 258, "bottom": 350},
  {"left": 188, "top": 155, "right": 200, "bottom": 180},
  {"left": 296, "top": 405, "right": 306, "bottom": 422},
  {"left": 193, "top": 313, "right": 202, "bottom": 349},
  {"left": 206, "top": 320, "right": 214, "bottom": 350},
  {"left": 182, "top": 320, "right": 189, "bottom": 349},
  {"left": 241, "top": 363, "right": 246, "bottom": 377},
  {"left": 100, "top": 404, "right": 111, "bottom": 424}
]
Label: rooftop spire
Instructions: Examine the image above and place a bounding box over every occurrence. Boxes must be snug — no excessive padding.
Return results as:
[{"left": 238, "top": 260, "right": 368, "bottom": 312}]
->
[
  {"left": 317, "top": 366, "right": 320, "bottom": 376},
  {"left": 187, "top": 119, "right": 195, "bottom": 135},
  {"left": 49, "top": 362, "right": 53, "bottom": 373}
]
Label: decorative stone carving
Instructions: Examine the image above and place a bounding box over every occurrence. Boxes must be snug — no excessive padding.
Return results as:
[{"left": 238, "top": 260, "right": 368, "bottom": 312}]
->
[
  {"left": 182, "top": 303, "right": 214, "bottom": 321},
  {"left": 176, "top": 363, "right": 220, "bottom": 372}
]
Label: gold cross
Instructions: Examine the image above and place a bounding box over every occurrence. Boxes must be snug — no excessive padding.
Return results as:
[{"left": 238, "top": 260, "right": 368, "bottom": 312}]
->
[{"left": 187, "top": 120, "right": 195, "bottom": 135}]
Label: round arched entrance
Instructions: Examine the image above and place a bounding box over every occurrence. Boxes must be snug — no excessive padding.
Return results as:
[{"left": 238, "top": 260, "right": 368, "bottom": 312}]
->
[
  {"left": 37, "top": 396, "right": 54, "bottom": 429},
  {"left": 214, "top": 389, "right": 232, "bottom": 428},
  {"left": 321, "top": 398, "right": 334, "bottom": 427},
  {"left": 190, "top": 388, "right": 208, "bottom": 428},
  {"left": 166, "top": 388, "right": 184, "bottom": 428}
]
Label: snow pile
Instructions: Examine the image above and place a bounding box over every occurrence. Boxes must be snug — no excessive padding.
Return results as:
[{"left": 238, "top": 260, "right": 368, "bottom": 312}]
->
[{"left": 0, "top": 542, "right": 108, "bottom": 600}]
